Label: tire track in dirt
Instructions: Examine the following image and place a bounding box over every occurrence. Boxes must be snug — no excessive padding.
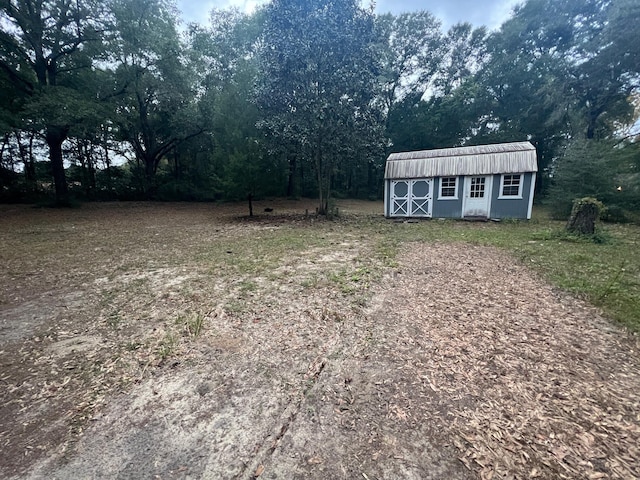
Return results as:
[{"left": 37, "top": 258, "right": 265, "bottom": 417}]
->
[{"left": 237, "top": 356, "right": 327, "bottom": 480}]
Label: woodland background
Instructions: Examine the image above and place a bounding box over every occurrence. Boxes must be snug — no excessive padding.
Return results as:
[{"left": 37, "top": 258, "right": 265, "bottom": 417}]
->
[{"left": 1, "top": 0, "right": 638, "bottom": 219}]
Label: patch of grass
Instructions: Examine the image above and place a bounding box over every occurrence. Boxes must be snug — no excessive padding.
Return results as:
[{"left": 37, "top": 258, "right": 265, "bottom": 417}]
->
[
  {"left": 106, "top": 312, "right": 123, "bottom": 329},
  {"left": 180, "top": 312, "right": 205, "bottom": 338},
  {"left": 541, "top": 227, "right": 614, "bottom": 245},
  {"left": 238, "top": 280, "right": 258, "bottom": 293},
  {"left": 225, "top": 300, "right": 247, "bottom": 313},
  {"left": 125, "top": 341, "right": 143, "bottom": 351},
  {"left": 329, "top": 264, "right": 375, "bottom": 296},
  {"left": 197, "top": 227, "right": 329, "bottom": 276},
  {"left": 300, "top": 273, "right": 321, "bottom": 288},
  {"left": 157, "top": 332, "right": 178, "bottom": 360},
  {"left": 374, "top": 238, "right": 399, "bottom": 268},
  {"left": 329, "top": 270, "right": 356, "bottom": 295}
]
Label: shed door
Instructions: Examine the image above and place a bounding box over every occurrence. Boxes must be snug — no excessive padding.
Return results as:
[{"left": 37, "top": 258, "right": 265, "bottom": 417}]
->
[
  {"left": 463, "top": 176, "right": 491, "bottom": 218},
  {"left": 390, "top": 181, "right": 409, "bottom": 216},
  {"left": 409, "top": 179, "right": 432, "bottom": 217},
  {"left": 390, "top": 180, "right": 433, "bottom": 217}
]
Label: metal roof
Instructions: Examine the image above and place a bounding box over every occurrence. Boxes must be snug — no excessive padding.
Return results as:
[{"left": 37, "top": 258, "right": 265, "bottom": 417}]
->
[{"left": 384, "top": 142, "right": 538, "bottom": 179}]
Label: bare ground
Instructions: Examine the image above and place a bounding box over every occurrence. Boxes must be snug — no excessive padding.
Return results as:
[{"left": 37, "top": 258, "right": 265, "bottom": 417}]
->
[{"left": 0, "top": 201, "right": 638, "bottom": 479}]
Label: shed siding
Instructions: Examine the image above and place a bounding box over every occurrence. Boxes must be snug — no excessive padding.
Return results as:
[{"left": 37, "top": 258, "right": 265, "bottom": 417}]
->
[
  {"left": 488, "top": 173, "right": 534, "bottom": 219},
  {"left": 432, "top": 177, "right": 463, "bottom": 218}
]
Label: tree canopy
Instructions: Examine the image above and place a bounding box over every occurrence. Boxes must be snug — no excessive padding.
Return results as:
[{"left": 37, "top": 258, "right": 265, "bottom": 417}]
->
[{"left": 1, "top": 0, "right": 638, "bottom": 216}]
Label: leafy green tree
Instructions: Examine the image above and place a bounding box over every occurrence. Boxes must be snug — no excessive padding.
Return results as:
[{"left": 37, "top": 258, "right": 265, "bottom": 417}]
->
[
  {"left": 433, "top": 23, "right": 487, "bottom": 97},
  {"left": 385, "top": 23, "right": 487, "bottom": 152},
  {"left": 549, "top": 139, "right": 640, "bottom": 220},
  {"left": 187, "top": 8, "right": 279, "bottom": 203},
  {"left": 108, "top": 0, "right": 203, "bottom": 198},
  {"left": 375, "top": 11, "right": 443, "bottom": 112},
  {"left": 0, "top": 0, "right": 107, "bottom": 204},
  {"left": 470, "top": 0, "right": 580, "bottom": 172},
  {"left": 472, "top": 0, "right": 639, "bottom": 172},
  {"left": 256, "top": 0, "right": 383, "bottom": 214}
]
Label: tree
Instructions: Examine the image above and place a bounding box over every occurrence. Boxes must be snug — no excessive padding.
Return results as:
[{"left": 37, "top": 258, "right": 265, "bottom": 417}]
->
[
  {"left": 549, "top": 139, "right": 640, "bottom": 220},
  {"left": 108, "top": 0, "right": 203, "bottom": 198},
  {"left": 577, "top": 0, "right": 640, "bottom": 140},
  {"left": 472, "top": 0, "right": 639, "bottom": 158},
  {"left": 375, "top": 11, "right": 443, "bottom": 113},
  {"left": 187, "top": 8, "right": 281, "bottom": 203},
  {"left": 0, "top": 0, "right": 106, "bottom": 205},
  {"left": 469, "top": 0, "right": 582, "bottom": 173},
  {"left": 433, "top": 23, "right": 487, "bottom": 98},
  {"left": 256, "top": 0, "right": 384, "bottom": 215},
  {"left": 385, "top": 23, "right": 488, "bottom": 152}
]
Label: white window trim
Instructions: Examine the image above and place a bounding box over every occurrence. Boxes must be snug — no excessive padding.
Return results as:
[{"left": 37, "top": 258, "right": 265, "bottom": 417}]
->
[
  {"left": 498, "top": 173, "right": 523, "bottom": 199},
  {"left": 438, "top": 176, "right": 459, "bottom": 200}
]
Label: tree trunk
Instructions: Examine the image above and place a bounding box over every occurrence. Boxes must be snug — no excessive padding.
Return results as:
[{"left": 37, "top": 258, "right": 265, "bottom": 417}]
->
[
  {"left": 16, "top": 132, "right": 37, "bottom": 193},
  {"left": 103, "top": 128, "right": 113, "bottom": 195},
  {"left": 367, "top": 161, "right": 376, "bottom": 198},
  {"left": 286, "top": 153, "right": 297, "bottom": 197},
  {"left": 143, "top": 156, "right": 156, "bottom": 199},
  {"left": 85, "top": 143, "right": 96, "bottom": 198},
  {"left": 46, "top": 126, "right": 70, "bottom": 206},
  {"left": 566, "top": 198, "right": 601, "bottom": 235},
  {"left": 316, "top": 159, "right": 326, "bottom": 215},
  {"left": 173, "top": 149, "right": 180, "bottom": 180},
  {"left": 27, "top": 134, "right": 37, "bottom": 193},
  {"left": 77, "top": 141, "right": 95, "bottom": 199},
  {"left": 248, "top": 193, "right": 253, "bottom": 217},
  {"left": 586, "top": 117, "right": 596, "bottom": 140}
]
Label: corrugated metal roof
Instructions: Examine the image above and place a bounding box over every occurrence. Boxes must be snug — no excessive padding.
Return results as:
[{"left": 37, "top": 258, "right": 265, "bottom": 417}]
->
[{"left": 384, "top": 142, "right": 538, "bottom": 179}]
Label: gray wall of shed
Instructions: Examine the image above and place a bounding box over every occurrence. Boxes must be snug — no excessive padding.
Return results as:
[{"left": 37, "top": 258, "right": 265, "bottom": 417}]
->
[
  {"left": 385, "top": 173, "right": 535, "bottom": 219},
  {"left": 488, "top": 172, "right": 534, "bottom": 219},
  {"left": 432, "top": 177, "right": 463, "bottom": 218}
]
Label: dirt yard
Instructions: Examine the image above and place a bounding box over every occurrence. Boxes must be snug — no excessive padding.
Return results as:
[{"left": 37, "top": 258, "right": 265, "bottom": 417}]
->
[{"left": 1, "top": 201, "right": 638, "bottom": 479}]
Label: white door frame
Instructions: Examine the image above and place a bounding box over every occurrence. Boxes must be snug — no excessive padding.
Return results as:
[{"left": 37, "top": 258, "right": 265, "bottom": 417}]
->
[
  {"left": 390, "top": 179, "right": 433, "bottom": 217},
  {"left": 462, "top": 175, "right": 492, "bottom": 218},
  {"left": 390, "top": 180, "right": 409, "bottom": 216},
  {"left": 408, "top": 179, "right": 433, "bottom": 217}
]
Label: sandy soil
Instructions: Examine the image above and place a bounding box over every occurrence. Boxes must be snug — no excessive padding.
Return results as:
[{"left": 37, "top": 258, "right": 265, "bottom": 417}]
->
[{"left": 1, "top": 201, "right": 638, "bottom": 479}]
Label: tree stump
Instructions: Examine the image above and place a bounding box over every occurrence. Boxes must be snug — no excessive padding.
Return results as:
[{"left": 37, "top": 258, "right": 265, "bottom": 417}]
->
[{"left": 566, "top": 197, "right": 603, "bottom": 235}]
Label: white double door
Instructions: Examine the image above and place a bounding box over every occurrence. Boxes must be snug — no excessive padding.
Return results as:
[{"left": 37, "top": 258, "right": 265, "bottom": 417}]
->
[{"left": 390, "top": 179, "right": 433, "bottom": 217}]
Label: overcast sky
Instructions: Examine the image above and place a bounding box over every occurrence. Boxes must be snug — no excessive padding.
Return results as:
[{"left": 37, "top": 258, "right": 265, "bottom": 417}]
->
[{"left": 177, "top": 0, "right": 522, "bottom": 31}]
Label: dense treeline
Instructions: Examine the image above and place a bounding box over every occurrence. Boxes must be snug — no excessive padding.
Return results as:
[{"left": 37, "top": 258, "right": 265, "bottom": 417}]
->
[{"left": 1, "top": 0, "right": 639, "bottom": 217}]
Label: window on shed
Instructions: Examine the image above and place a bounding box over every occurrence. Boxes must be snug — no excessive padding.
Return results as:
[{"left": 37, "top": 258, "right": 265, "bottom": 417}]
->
[
  {"left": 439, "top": 176, "right": 458, "bottom": 199},
  {"left": 394, "top": 181, "right": 409, "bottom": 197},
  {"left": 470, "top": 177, "right": 486, "bottom": 198},
  {"left": 500, "top": 174, "right": 522, "bottom": 198},
  {"left": 412, "top": 180, "right": 430, "bottom": 197}
]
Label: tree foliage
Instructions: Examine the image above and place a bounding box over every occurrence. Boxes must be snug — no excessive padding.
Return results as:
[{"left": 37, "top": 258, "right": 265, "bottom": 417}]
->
[
  {"left": 256, "top": 0, "right": 383, "bottom": 214},
  {"left": 0, "top": 0, "right": 638, "bottom": 218},
  {"left": 376, "top": 11, "right": 443, "bottom": 111},
  {"left": 1, "top": 0, "right": 108, "bottom": 204},
  {"left": 107, "top": 0, "right": 204, "bottom": 198},
  {"left": 549, "top": 139, "right": 640, "bottom": 220}
]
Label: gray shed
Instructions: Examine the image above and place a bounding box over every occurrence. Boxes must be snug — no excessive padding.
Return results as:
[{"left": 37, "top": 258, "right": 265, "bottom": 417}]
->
[{"left": 384, "top": 142, "right": 538, "bottom": 220}]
